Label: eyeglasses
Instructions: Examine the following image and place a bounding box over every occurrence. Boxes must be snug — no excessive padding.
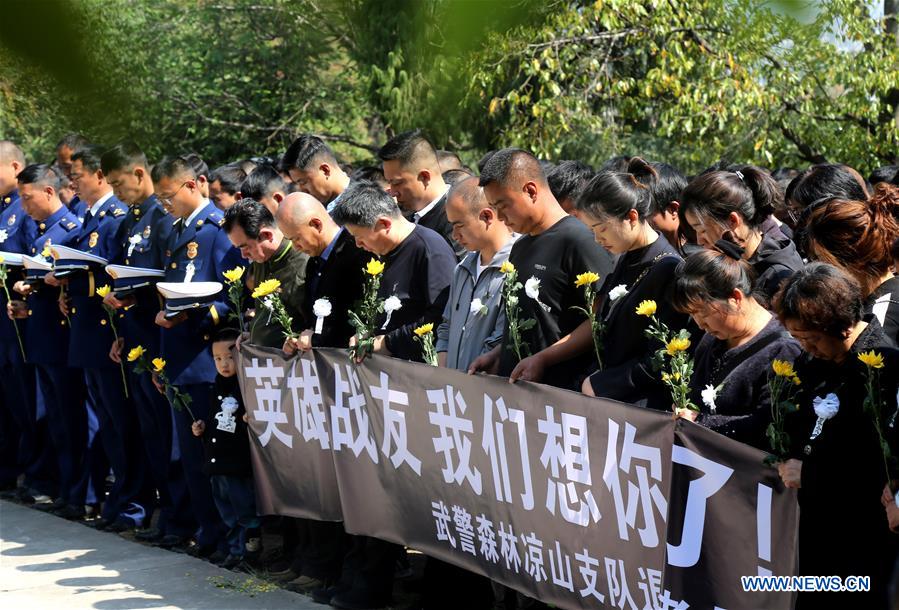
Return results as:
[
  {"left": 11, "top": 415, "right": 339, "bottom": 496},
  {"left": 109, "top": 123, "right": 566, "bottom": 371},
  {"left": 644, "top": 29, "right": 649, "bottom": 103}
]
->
[{"left": 158, "top": 181, "right": 189, "bottom": 206}]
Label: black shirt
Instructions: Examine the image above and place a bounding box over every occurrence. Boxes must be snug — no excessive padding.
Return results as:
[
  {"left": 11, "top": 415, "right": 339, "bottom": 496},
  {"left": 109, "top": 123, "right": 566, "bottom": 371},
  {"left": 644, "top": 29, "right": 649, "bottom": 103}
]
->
[
  {"left": 201, "top": 374, "right": 252, "bottom": 477},
  {"left": 305, "top": 228, "right": 370, "bottom": 349},
  {"left": 379, "top": 225, "right": 457, "bottom": 362},
  {"left": 498, "top": 215, "right": 614, "bottom": 389}
]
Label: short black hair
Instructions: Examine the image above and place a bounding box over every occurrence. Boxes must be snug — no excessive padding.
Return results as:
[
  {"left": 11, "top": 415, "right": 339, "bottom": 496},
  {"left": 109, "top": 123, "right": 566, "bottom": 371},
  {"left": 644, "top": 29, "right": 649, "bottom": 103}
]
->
[
  {"left": 56, "top": 133, "right": 89, "bottom": 151},
  {"left": 281, "top": 134, "right": 339, "bottom": 171},
  {"left": 377, "top": 129, "right": 438, "bottom": 168},
  {"left": 632, "top": 159, "right": 688, "bottom": 215},
  {"left": 478, "top": 148, "right": 547, "bottom": 188},
  {"left": 101, "top": 141, "right": 148, "bottom": 174},
  {"left": 785, "top": 163, "right": 868, "bottom": 210},
  {"left": 240, "top": 164, "right": 288, "bottom": 201},
  {"left": 442, "top": 168, "right": 474, "bottom": 186},
  {"left": 547, "top": 160, "right": 594, "bottom": 204},
  {"left": 331, "top": 180, "right": 401, "bottom": 227},
  {"left": 600, "top": 155, "right": 632, "bottom": 173},
  {"left": 436, "top": 149, "right": 463, "bottom": 171},
  {"left": 222, "top": 198, "right": 276, "bottom": 239},
  {"left": 212, "top": 327, "right": 241, "bottom": 344},
  {"left": 350, "top": 165, "right": 387, "bottom": 188},
  {"left": 869, "top": 165, "right": 898, "bottom": 186},
  {"left": 181, "top": 153, "right": 209, "bottom": 180},
  {"left": 151, "top": 156, "right": 196, "bottom": 183},
  {"left": 477, "top": 150, "right": 497, "bottom": 174},
  {"left": 71, "top": 144, "right": 106, "bottom": 172},
  {"left": 210, "top": 164, "right": 247, "bottom": 195},
  {"left": 17, "top": 163, "right": 62, "bottom": 190}
]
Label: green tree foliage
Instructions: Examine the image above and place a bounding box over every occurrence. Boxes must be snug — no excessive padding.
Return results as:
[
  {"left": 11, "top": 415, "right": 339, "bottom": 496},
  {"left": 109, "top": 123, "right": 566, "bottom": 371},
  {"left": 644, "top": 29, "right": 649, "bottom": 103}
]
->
[
  {"left": 1, "top": 0, "right": 896, "bottom": 173},
  {"left": 471, "top": 0, "right": 899, "bottom": 172}
]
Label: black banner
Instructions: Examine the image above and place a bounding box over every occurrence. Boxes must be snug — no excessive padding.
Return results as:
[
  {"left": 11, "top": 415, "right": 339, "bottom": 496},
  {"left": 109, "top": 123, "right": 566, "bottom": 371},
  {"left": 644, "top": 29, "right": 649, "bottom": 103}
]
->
[{"left": 239, "top": 344, "right": 797, "bottom": 610}]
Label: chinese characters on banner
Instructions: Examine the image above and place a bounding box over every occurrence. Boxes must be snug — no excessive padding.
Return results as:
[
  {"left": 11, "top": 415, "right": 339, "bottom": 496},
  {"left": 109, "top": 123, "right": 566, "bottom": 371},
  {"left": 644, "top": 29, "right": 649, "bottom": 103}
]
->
[{"left": 239, "top": 344, "right": 798, "bottom": 610}]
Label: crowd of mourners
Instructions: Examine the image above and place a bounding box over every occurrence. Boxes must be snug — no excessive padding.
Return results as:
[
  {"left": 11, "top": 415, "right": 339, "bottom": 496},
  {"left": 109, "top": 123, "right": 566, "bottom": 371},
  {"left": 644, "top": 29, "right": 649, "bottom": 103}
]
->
[{"left": 1, "top": 129, "right": 899, "bottom": 609}]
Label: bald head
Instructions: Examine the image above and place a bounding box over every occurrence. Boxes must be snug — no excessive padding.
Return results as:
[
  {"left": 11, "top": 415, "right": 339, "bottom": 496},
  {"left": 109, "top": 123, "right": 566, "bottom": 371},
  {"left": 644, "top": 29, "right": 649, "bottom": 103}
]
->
[
  {"left": 277, "top": 191, "right": 340, "bottom": 257},
  {"left": 278, "top": 191, "right": 328, "bottom": 225}
]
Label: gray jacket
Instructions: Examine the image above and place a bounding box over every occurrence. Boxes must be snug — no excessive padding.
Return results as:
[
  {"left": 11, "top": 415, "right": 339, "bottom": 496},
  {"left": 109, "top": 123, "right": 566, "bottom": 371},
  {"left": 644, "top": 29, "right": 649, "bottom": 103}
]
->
[{"left": 436, "top": 239, "right": 516, "bottom": 371}]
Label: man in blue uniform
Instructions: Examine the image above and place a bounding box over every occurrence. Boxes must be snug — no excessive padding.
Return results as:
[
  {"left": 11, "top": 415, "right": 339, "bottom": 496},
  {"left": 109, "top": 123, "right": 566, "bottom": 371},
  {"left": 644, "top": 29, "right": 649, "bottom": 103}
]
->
[
  {"left": 0, "top": 141, "right": 45, "bottom": 498},
  {"left": 53, "top": 145, "right": 146, "bottom": 530},
  {"left": 153, "top": 156, "right": 244, "bottom": 555},
  {"left": 55, "top": 134, "right": 89, "bottom": 220},
  {"left": 8, "top": 164, "right": 86, "bottom": 519},
  {"left": 101, "top": 141, "right": 193, "bottom": 543}
]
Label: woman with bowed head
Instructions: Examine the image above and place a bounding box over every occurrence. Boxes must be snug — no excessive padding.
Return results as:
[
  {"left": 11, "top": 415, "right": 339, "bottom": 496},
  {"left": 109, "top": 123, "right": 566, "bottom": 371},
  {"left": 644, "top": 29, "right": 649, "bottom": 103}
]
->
[
  {"left": 773, "top": 263, "right": 899, "bottom": 607},
  {"left": 672, "top": 248, "right": 800, "bottom": 449},
  {"left": 574, "top": 159, "right": 689, "bottom": 410},
  {"left": 680, "top": 166, "right": 804, "bottom": 303},
  {"left": 797, "top": 183, "right": 899, "bottom": 346}
]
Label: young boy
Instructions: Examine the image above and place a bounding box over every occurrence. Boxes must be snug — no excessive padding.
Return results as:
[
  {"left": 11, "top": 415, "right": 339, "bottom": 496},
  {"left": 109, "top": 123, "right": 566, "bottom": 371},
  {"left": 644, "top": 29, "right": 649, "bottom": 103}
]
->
[{"left": 191, "top": 328, "right": 261, "bottom": 568}]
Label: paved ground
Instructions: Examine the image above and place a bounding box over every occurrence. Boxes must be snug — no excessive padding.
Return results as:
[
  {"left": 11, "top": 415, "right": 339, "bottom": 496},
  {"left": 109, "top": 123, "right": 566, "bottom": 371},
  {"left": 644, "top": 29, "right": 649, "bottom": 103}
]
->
[{"left": 0, "top": 500, "right": 320, "bottom": 610}]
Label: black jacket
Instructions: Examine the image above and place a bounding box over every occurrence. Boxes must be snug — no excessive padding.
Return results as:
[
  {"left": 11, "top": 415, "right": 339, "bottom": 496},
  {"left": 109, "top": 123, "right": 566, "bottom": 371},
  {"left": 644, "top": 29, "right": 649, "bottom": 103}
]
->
[
  {"left": 201, "top": 374, "right": 253, "bottom": 477},
  {"left": 866, "top": 275, "right": 899, "bottom": 348},
  {"left": 304, "top": 229, "right": 370, "bottom": 349},
  {"left": 588, "top": 236, "right": 689, "bottom": 410},
  {"left": 785, "top": 319, "right": 899, "bottom": 604},
  {"left": 748, "top": 233, "right": 804, "bottom": 303},
  {"left": 413, "top": 195, "right": 466, "bottom": 259}
]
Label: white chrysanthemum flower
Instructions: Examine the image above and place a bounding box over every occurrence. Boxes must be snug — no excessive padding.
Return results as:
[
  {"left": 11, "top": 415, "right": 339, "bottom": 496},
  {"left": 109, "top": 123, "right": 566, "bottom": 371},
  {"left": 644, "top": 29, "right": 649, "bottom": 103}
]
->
[
  {"left": 609, "top": 284, "right": 629, "bottom": 301},
  {"left": 701, "top": 384, "right": 719, "bottom": 413}
]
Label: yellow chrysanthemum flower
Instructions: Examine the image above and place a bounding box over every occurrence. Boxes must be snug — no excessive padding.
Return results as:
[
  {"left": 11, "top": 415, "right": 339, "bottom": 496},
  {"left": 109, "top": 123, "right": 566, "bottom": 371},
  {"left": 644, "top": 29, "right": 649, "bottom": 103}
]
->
[
  {"left": 414, "top": 323, "right": 434, "bottom": 337},
  {"left": 858, "top": 350, "right": 885, "bottom": 369},
  {"left": 151, "top": 357, "right": 166, "bottom": 373},
  {"left": 635, "top": 300, "right": 657, "bottom": 317},
  {"left": 127, "top": 345, "right": 145, "bottom": 362},
  {"left": 96, "top": 285, "right": 111, "bottom": 298},
  {"left": 665, "top": 337, "right": 691, "bottom": 356},
  {"left": 365, "top": 259, "right": 385, "bottom": 276},
  {"left": 223, "top": 266, "right": 245, "bottom": 283},
  {"left": 575, "top": 271, "right": 600, "bottom": 287},
  {"left": 792, "top": 376, "right": 801, "bottom": 386},
  {"left": 251, "top": 278, "right": 281, "bottom": 299},
  {"left": 500, "top": 261, "right": 515, "bottom": 274},
  {"left": 771, "top": 359, "right": 797, "bottom": 378}
]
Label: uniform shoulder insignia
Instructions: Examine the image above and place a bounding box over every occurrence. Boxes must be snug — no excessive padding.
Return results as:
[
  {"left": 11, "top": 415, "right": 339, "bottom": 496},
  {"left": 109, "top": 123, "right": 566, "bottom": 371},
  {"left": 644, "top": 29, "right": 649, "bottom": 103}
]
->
[
  {"left": 113, "top": 208, "right": 125, "bottom": 216},
  {"left": 217, "top": 217, "right": 225, "bottom": 227},
  {"left": 64, "top": 221, "right": 77, "bottom": 231}
]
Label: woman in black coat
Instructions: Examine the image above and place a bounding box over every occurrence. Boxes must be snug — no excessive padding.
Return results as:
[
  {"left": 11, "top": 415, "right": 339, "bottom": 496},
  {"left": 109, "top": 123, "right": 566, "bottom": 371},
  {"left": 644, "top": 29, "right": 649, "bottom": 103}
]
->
[
  {"left": 680, "top": 165, "right": 804, "bottom": 304},
  {"left": 774, "top": 263, "right": 899, "bottom": 608},
  {"left": 672, "top": 247, "right": 801, "bottom": 450},
  {"left": 574, "top": 159, "right": 690, "bottom": 410}
]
